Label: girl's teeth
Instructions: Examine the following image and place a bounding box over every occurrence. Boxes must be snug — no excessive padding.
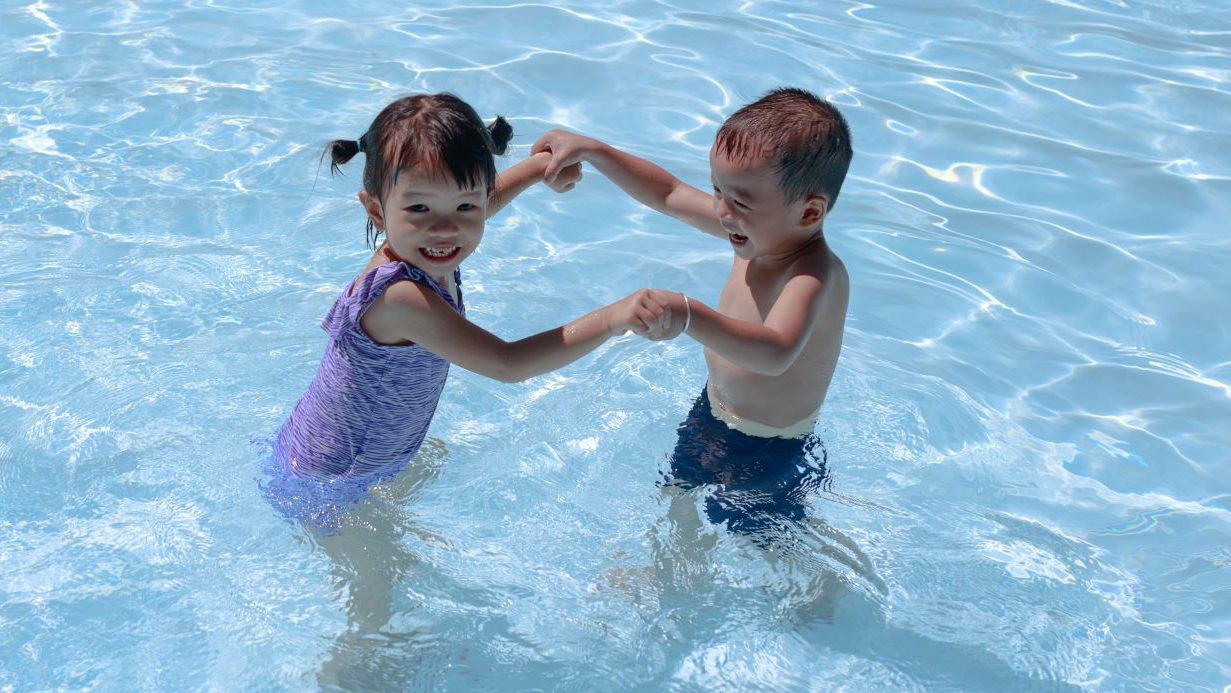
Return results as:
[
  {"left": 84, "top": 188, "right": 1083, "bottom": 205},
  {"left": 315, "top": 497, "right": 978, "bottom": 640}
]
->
[{"left": 424, "top": 247, "right": 457, "bottom": 257}]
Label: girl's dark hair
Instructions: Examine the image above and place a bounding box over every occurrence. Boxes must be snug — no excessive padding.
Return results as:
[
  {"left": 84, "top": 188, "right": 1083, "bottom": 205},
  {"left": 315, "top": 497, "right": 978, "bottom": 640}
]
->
[{"left": 323, "top": 92, "right": 514, "bottom": 248}]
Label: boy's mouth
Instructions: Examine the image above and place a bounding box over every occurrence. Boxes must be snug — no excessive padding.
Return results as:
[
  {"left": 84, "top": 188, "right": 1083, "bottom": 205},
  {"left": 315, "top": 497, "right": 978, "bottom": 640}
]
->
[
  {"left": 728, "top": 233, "right": 748, "bottom": 247},
  {"left": 419, "top": 246, "right": 461, "bottom": 262}
]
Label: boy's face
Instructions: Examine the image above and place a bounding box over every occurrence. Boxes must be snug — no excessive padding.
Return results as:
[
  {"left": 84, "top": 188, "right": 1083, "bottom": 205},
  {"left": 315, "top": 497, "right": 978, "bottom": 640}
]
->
[
  {"left": 708, "top": 145, "right": 826, "bottom": 260},
  {"left": 361, "top": 166, "right": 488, "bottom": 279}
]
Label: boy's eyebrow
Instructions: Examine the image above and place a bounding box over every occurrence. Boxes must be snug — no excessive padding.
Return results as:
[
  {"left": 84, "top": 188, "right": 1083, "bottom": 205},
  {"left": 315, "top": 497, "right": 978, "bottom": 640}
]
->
[{"left": 711, "top": 179, "right": 755, "bottom": 199}]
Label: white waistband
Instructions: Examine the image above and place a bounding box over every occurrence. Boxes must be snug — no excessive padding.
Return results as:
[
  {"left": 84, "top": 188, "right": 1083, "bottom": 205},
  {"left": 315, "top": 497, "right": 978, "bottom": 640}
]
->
[{"left": 708, "top": 396, "right": 818, "bottom": 439}]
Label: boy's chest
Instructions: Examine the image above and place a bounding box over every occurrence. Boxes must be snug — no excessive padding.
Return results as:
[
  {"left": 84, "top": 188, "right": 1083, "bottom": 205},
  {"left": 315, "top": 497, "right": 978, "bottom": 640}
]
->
[{"left": 716, "top": 262, "right": 789, "bottom": 322}]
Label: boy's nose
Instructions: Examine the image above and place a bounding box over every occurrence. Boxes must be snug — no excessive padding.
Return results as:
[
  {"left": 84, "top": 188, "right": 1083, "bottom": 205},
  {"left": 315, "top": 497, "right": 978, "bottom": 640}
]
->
[{"left": 715, "top": 197, "right": 735, "bottom": 219}]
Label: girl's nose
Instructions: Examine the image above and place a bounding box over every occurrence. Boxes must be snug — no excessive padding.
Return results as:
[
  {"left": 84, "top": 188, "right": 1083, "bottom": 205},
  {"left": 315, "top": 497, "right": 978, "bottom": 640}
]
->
[{"left": 430, "top": 216, "right": 458, "bottom": 232}]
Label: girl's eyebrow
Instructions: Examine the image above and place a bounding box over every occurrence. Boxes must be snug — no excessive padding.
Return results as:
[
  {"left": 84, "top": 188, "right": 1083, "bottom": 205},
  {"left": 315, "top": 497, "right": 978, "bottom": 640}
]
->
[{"left": 401, "top": 188, "right": 484, "bottom": 197}]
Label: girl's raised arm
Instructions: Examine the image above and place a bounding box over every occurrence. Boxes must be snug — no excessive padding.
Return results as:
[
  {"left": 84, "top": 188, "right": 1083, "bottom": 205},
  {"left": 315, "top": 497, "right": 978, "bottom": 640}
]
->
[{"left": 487, "top": 152, "right": 582, "bottom": 218}]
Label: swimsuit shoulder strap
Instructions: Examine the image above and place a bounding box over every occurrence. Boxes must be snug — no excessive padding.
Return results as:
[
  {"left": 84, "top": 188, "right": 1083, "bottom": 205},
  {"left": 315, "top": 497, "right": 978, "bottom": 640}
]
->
[{"left": 321, "top": 261, "right": 460, "bottom": 338}]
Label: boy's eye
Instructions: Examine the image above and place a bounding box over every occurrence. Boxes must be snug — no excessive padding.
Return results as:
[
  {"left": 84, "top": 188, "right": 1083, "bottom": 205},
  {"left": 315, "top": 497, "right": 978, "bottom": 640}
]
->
[
  {"left": 406, "top": 204, "right": 429, "bottom": 213},
  {"left": 457, "top": 203, "right": 478, "bottom": 211},
  {"left": 713, "top": 186, "right": 748, "bottom": 210}
]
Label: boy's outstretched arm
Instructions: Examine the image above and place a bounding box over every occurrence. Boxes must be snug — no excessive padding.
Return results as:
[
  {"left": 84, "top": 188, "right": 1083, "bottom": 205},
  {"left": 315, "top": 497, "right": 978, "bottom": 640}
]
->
[
  {"left": 650, "top": 276, "right": 837, "bottom": 377},
  {"left": 532, "top": 130, "right": 727, "bottom": 239},
  {"left": 487, "top": 151, "right": 582, "bottom": 218}
]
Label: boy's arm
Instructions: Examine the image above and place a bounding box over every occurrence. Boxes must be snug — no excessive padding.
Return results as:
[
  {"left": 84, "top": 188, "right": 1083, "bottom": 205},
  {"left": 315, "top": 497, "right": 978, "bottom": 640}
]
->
[
  {"left": 532, "top": 130, "right": 727, "bottom": 239},
  {"left": 653, "top": 274, "right": 836, "bottom": 376}
]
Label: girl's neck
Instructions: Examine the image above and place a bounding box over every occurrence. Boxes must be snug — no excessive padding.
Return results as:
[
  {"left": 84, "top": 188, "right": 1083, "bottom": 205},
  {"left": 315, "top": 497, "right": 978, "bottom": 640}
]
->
[
  {"left": 380, "top": 244, "right": 450, "bottom": 288},
  {"left": 381, "top": 243, "right": 409, "bottom": 265}
]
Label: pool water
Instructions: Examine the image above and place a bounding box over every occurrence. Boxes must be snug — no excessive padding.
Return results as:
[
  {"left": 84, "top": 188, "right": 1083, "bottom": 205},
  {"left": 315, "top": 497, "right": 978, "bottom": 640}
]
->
[{"left": 3, "top": 0, "right": 1230, "bottom": 689}]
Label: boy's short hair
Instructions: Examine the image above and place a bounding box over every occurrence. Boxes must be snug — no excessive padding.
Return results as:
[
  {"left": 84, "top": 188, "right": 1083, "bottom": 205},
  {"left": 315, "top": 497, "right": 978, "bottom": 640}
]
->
[{"left": 714, "top": 88, "right": 853, "bottom": 208}]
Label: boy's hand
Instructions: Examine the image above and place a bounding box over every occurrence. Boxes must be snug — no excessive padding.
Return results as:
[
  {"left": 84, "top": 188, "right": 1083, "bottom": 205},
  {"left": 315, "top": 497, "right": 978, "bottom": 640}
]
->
[
  {"left": 532, "top": 129, "right": 600, "bottom": 192},
  {"left": 642, "top": 289, "right": 687, "bottom": 341},
  {"left": 605, "top": 289, "right": 671, "bottom": 337},
  {"left": 551, "top": 161, "right": 583, "bottom": 192}
]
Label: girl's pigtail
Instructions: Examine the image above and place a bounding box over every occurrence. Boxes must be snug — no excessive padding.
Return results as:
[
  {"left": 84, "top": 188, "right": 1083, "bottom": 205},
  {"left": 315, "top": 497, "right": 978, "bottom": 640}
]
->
[
  {"left": 325, "top": 137, "right": 363, "bottom": 176},
  {"left": 487, "top": 116, "right": 513, "bottom": 155}
]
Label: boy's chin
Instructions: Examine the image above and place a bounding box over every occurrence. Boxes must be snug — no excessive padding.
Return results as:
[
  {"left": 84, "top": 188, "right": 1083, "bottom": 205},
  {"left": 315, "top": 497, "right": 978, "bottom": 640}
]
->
[{"left": 729, "top": 241, "right": 757, "bottom": 259}]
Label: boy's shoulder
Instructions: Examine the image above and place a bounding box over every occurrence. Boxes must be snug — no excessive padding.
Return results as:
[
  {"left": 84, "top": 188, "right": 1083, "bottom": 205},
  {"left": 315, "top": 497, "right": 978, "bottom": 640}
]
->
[
  {"left": 786, "top": 236, "right": 847, "bottom": 283},
  {"left": 785, "top": 240, "right": 849, "bottom": 311}
]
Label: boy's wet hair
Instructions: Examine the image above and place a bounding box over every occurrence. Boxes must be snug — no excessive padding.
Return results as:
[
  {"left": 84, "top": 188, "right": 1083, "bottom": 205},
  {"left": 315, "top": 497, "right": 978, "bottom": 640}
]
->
[
  {"left": 324, "top": 92, "right": 514, "bottom": 248},
  {"left": 715, "top": 87, "right": 853, "bottom": 209}
]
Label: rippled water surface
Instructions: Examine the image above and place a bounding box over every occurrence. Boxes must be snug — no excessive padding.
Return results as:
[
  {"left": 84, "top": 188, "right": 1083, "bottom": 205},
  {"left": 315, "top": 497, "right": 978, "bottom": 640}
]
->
[{"left": 3, "top": 0, "right": 1230, "bottom": 690}]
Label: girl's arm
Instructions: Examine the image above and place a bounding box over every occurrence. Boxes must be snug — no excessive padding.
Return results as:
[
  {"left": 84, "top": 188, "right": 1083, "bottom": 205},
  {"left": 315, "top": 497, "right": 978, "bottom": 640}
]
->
[
  {"left": 361, "top": 283, "right": 675, "bottom": 383},
  {"left": 531, "top": 130, "right": 726, "bottom": 239},
  {"left": 487, "top": 152, "right": 582, "bottom": 218}
]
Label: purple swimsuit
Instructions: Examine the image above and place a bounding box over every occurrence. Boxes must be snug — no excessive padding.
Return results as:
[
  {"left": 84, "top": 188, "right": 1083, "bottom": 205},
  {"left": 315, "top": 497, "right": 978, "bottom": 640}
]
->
[{"left": 263, "top": 260, "right": 463, "bottom": 532}]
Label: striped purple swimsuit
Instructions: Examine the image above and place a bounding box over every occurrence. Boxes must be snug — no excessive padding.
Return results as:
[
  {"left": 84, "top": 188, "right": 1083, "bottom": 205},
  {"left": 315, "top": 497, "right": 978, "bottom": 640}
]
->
[{"left": 263, "top": 260, "right": 463, "bottom": 532}]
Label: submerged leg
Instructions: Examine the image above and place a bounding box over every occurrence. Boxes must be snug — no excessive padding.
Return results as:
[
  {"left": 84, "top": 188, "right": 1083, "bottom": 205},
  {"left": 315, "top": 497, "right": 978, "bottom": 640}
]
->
[{"left": 315, "top": 439, "right": 447, "bottom": 690}]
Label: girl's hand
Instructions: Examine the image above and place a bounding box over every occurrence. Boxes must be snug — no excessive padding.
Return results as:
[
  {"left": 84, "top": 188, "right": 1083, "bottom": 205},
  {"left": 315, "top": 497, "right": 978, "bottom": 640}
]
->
[
  {"left": 532, "top": 129, "right": 599, "bottom": 192},
  {"left": 605, "top": 289, "right": 670, "bottom": 337}
]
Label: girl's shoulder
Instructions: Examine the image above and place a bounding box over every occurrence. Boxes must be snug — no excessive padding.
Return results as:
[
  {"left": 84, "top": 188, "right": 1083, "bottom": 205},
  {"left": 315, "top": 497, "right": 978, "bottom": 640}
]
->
[
  {"left": 326, "top": 260, "right": 459, "bottom": 340},
  {"left": 343, "top": 260, "right": 464, "bottom": 345},
  {"left": 344, "top": 258, "right": 449, "bottom": 300},
  {"left": 365, "top": 261, "right": 459, "bottom": 309}
]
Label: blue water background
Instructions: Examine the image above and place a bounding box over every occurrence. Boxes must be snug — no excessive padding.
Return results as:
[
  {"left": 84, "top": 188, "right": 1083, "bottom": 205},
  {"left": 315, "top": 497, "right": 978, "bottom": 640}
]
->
[{"left": 2, "top": 0, "right": 1230, "bottom": 689}]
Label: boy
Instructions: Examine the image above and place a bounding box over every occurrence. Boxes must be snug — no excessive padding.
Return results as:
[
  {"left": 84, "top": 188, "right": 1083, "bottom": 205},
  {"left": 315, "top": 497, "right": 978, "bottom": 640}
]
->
[{"left": 532, "top": 87, "right": 855, "bottom": 549}]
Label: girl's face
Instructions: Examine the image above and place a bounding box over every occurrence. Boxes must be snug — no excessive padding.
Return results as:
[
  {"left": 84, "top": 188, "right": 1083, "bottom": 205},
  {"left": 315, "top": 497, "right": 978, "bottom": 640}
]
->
[{"left": 361, "top": 166, "right": 488, "bottom": 280}]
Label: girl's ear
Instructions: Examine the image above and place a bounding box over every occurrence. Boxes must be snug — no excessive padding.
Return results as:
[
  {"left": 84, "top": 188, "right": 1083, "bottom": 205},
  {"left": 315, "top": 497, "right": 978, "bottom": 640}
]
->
[
  {"left": 359, "top": 190, "right": 385, "bottom": 231},
  {"left": 798, "top": 194, "right": 828, "bottom": 229}
]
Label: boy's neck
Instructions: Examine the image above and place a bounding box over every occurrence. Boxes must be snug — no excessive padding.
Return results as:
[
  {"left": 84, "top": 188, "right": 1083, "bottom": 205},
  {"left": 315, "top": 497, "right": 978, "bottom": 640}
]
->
[{"left": 752, "top": 229, "right": 826, "bottom": 268}]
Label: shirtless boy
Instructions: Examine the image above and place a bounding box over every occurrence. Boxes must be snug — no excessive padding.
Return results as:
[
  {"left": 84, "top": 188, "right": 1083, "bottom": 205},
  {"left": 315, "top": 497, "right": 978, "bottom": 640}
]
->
[{"left": 533, "top": 88, "right": 854, "bottom": 546}]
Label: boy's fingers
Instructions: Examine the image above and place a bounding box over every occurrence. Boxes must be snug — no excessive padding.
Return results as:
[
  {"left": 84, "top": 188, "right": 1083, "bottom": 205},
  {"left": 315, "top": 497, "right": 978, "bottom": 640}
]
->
[
  {"left": 643, "top": 303, "right": 665, "bottom": 325},
  {"left": 638, "top": 306, "right": 661, "bottom": 330},
  {"left": 543, "top": 160, "right": 560, "bottom": 184}
]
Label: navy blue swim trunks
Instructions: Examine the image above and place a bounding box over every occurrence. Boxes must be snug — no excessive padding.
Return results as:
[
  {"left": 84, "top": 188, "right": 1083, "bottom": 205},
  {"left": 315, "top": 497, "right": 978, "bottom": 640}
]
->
[{"left": 661, "top": 387, "right": 829, "bottom": 545}]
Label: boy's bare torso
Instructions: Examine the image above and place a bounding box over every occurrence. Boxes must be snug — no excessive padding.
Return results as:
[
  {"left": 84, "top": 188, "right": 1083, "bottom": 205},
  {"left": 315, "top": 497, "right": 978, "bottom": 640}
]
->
[{"left": 705, "top": 241, "right": 849, "bottom": 434}]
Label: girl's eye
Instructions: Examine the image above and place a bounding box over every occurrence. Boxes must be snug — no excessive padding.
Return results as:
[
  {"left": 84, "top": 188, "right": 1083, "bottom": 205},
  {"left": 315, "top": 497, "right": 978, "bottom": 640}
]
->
[{"left": 406, "top": 204, "right": 429, "bottom": 213}]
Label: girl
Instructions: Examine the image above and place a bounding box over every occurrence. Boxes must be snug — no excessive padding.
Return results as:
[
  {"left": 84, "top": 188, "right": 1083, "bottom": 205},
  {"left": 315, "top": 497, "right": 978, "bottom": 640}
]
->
[{"left": 265, "top": 93, "right": 675, "bottom": 533}]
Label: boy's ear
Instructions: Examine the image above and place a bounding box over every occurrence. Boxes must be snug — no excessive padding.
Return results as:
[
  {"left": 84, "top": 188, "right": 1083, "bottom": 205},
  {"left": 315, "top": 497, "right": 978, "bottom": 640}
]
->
[
  {"left": 358, "top": 190, "right": 385, "bottom": 231},
  {"left": 798, "top": 194, "right": 829, "bottom": 229}
]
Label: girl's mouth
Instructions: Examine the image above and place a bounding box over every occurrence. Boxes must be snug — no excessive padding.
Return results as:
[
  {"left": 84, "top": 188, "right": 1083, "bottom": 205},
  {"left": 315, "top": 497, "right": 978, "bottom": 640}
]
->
[
  {"left": 729, "top": 233, "right": 748, "bottom": 247},
  {"left": 419, "top": 246, "right": 461, "bottom": 262}
]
